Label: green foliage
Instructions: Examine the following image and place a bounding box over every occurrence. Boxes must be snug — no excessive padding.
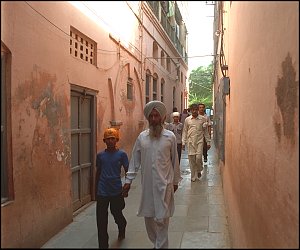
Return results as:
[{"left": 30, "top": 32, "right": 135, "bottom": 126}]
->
[{"left": 188, "top": 63, "right": 213, "bottom": 108}]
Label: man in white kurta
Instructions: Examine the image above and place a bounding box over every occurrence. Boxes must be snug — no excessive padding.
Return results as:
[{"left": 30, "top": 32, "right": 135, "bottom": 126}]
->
[
  {"left": 122, "top": 101, "right": 182, "bottom": 249},
  {"left": 182, "top": 103, "right": 211, "bottom": 182}
]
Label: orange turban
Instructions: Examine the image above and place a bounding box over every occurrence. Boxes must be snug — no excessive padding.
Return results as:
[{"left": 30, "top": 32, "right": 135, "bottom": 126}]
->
[{"left": 103, "top": 128, "right": 119, "bottom": 140}]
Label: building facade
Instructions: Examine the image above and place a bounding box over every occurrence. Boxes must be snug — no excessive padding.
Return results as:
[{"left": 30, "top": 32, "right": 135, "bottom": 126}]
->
[
  {"left": 1, "top": 1, "right": 189, "bottom": 247},
  {"left": 213, "top": 1, "right": 299, "bottom": 248}
]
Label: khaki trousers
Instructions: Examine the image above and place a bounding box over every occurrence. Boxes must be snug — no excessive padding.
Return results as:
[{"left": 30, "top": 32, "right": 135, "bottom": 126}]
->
[{"left": 188, "top": 154, "right": 203, "bottom": 179}]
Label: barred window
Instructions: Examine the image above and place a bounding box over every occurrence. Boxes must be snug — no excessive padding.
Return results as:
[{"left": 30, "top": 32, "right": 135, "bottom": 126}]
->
[
  {"left": 161, "top": 78, "right": 165, "bottom": 102},
  {"left": 127, "top": 78, "right": 133, "bottom": 100},
  {"left": 153, "top": 74, "right": 158, "bottom": 100},
  {"left": 166, "top": 56, "right": 171, "bottom": 72},
  {"left": 70, "top": 27, "right": 97, "bottom": 66},
  {"left": 145, "top": 71, "right": 151, "bottom": 104}
]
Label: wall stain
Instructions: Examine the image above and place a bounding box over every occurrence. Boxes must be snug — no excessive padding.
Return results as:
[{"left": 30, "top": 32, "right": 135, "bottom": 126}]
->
[
  {"left": 274, "top": 53, "right": 298, "bottom": 145},
  {"left": 120, "top": 88, "right": 136, "bottom": 116},
  {"left": 14, "top": 65, "right": 71, "bottom": 167},
  {"left": 274, "top": 122, "right": 281, "bottom": 142}
]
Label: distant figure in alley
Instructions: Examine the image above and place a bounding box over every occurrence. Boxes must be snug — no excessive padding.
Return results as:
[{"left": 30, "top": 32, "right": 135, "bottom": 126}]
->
[
  {"left": 198, "top": 103, "right": 212, "bottom": 163},
  {"left": 182, "top": 103, "right": 211, "bottom": 182},
  {"left": 166, "top": 111, "right": 184, "bottom": 163}
]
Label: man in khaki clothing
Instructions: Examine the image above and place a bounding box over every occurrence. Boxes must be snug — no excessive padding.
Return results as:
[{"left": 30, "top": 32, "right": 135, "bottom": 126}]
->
[{"left": 182, "top": 103, "right": 211, "bottom": 182}]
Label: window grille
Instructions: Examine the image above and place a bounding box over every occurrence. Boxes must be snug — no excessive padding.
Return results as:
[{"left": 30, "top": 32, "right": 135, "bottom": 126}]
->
[
  {"left": 127, "top": 78, "right": 133, "bottom": 100},
  {"left": 161, "top": 79, "right": 165, "bottom": 102},
  {"left": 166, "top": 57, "right": 171, "bottom": 72},
  {"left": 145, "top": 74, "right": 150, "bottom": 104},
  {"left": 153, "top": 75, "right": 157, "bottom": 100},
  {"left": 70, "top": 27, "right": 97, "bottom": 66}
]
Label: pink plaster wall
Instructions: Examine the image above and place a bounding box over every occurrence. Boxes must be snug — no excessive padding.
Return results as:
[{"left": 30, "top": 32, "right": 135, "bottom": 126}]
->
[
  {"left": 1, "top": 2, "right": 74, "bottom": 247},
  {"left": 1, "top": 1, "right": 188, "bottom": 247},
  {"left": 218, "top": 2, "right": 299, "bottom": 248}
]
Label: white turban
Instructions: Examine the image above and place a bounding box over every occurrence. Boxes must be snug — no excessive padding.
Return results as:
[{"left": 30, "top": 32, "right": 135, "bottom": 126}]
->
[
  {"left": 172, "top": 112, "right": 180, "bottom": 118},
  {"left": 144, "top": 101, "right": 167, "bottom": 120}
]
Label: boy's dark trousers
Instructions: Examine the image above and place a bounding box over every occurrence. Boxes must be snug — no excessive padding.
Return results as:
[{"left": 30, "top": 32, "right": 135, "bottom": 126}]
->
[
  {"left": 96, "top": 193, "right": 127, "bottom": 248},
  {"left": 177, "top": 143, "right": 182, "bottom": 163},
  {"left": 203, "top": 138, "right": 208, "bottom": 161}
]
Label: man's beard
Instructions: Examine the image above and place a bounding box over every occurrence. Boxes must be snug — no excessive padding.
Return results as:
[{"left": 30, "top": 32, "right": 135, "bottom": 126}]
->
[{"left": 149, "top": 124, "right": 163, "bottom": 138}]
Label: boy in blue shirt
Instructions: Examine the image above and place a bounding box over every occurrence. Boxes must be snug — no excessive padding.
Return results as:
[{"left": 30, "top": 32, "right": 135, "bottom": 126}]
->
[{"left": 95, "top": 128, "right": 129, "bottom": 248}]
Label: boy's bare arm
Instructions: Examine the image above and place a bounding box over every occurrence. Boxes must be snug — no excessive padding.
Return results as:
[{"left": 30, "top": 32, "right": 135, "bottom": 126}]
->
[{"left": 122, "top": 183, "right": 131, "bottom": 197}]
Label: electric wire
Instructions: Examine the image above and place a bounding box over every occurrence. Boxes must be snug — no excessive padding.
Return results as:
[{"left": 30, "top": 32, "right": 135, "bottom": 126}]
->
[
  {"left": 24, "top": 1, "right": 215, "bottom": 69},
  {"left": 24, "top": 1, "right": 118, "bottom": 54},
  {"left": 190, "top": 80, "right": 212, "bottom": 91}
]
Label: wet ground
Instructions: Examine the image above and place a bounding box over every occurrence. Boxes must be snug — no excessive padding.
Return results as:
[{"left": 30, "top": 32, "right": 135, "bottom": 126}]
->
[{"left": 42, "top": 141, "right": 232, "bottom": 248}]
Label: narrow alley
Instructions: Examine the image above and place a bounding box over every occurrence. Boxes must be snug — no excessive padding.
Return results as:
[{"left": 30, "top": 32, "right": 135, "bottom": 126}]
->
[
  {"left": 2, "top": 2, "right": 298, "bottom": 248},
  {"left": 42, "top": 139, "right": 232, "bottom": 249}
]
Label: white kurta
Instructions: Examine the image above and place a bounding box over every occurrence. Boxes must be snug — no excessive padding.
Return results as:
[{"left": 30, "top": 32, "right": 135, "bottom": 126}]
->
[
  {"left": 182, "top": 115, "right": 211, "bottom": 155},
  {"left": 125, "top": 129, "right": 182, "bottom": 220}
]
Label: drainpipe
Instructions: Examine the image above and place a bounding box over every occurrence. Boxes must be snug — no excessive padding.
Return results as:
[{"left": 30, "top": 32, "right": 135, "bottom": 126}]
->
[
  {"left": 139, "top": 1, "right": 146, "bottom": 128},
  {"left": 108, "top": 39, "right": 123, "bottom": 130}
]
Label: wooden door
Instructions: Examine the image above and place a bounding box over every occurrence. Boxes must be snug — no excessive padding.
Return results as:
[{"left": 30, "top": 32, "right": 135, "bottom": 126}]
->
[{"left": 71, "top": 89, "right": 95, "bottom": 211}]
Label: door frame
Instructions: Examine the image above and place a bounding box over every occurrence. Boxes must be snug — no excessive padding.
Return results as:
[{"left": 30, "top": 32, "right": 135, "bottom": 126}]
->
[{"left": 70, "top": 84, "right": 97, "bottom": 212}]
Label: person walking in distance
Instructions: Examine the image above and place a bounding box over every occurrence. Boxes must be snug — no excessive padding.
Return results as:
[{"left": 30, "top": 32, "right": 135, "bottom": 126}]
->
[
  {"left": 95, "top": 128, "right": 129, "bottom": 248},
  {"left": 122, "top": 101, "right": 182, "bottom": 249},
  {"left": 198, "top": 103, "right": 212, "bottom": 163},
  {"left": 182, "top": 103, "right": 211, "bottom": 182},
  {"left": 166, "top": 111, "right": 184, "bottom": 163},
  {"left": 180, "top": 108, "right": 189, "bottom": 124},
  {"left": 166, "top": 106, "right": 180, "bottom": 123}
]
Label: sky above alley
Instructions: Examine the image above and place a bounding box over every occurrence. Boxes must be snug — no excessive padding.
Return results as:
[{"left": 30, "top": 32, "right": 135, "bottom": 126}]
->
[
  {"left": 186, "top": 1, "right": 215, "bottom": 72},
  {"left": 69, "top": 1, "right": 215, "bottom": 73}
]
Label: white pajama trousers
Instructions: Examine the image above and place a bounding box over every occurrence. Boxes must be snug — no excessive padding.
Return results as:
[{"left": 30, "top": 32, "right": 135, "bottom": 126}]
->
[
  {"left": 144, "top": 217, "right": 170, "bottom": 248},
  {"left": 188, "top": 154, "right": 203, "bottom": 179}
]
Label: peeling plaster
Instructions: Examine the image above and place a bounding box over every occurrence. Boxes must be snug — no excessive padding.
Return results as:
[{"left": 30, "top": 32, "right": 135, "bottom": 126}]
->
[
  {"left": 14, "top": 65, "right": 71, "bottom": 167},
  {"left": 274, "top": 53, "right": 298, "bottom": 145},
  {"left": 120, "top": 87, "right": 136, "bottom": 116},
  {"left": 56, "top": 150, "right": 64, "bottom": 162}
]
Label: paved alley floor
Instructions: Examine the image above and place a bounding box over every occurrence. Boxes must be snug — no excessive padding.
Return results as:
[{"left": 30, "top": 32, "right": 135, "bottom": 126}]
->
[{"left": 42, "top": 141, "right": 232, "bottom": 248}]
